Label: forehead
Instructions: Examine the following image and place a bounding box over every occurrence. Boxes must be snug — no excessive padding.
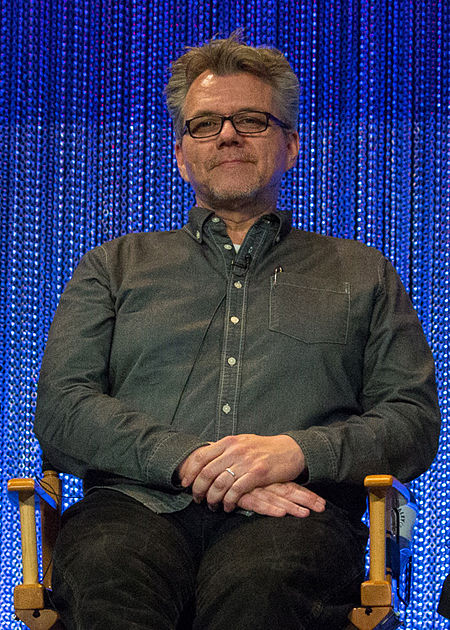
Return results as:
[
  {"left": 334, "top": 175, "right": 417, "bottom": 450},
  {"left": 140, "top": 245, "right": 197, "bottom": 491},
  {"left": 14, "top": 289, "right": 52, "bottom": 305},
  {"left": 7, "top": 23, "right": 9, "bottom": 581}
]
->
[{"left": 183, "top": 71, "right": 275, "bottom": 118}]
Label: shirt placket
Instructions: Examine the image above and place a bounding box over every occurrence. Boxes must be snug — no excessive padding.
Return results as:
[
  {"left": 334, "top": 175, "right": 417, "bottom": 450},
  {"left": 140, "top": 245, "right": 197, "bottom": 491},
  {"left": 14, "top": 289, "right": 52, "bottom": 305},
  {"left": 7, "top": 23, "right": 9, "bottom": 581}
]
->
[{"left": 211, "top": 222, "right": 270, "bottom": 440}]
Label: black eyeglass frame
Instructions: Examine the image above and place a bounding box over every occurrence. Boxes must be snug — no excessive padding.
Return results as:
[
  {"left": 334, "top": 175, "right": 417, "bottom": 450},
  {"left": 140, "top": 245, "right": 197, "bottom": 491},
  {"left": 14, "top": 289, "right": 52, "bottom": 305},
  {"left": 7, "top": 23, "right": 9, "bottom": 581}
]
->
[{"left": 183, "top": 110, "right": 290, "bottom": 139}]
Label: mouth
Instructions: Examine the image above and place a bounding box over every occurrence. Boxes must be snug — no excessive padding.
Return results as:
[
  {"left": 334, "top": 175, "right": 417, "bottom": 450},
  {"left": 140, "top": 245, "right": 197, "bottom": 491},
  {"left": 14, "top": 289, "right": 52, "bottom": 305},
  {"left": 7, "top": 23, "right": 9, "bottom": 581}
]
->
[{"left": 213, "top": 159, "right": 252, "bottom": 168}]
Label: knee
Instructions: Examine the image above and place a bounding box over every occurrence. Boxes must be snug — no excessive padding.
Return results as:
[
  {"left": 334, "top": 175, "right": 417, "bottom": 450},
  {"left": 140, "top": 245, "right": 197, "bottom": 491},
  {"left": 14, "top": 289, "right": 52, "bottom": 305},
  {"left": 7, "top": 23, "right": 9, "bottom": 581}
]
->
[
  {"left": 199, "top": 551, "right": 289, "bottom": 601},
  {"left": 53, "top": 519, "right": 118, "bottom": 588}
]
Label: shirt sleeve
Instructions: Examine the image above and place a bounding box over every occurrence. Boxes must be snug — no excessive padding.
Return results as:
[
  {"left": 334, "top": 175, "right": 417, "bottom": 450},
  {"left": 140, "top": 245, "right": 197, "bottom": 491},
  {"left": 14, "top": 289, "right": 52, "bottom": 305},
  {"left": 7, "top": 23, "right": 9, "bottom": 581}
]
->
[
  {"left": 34, "top": 246, "right": 208, "bottom": 490},
  {"left": 285, "top": 256, "right": 441, "bottom": 485}
]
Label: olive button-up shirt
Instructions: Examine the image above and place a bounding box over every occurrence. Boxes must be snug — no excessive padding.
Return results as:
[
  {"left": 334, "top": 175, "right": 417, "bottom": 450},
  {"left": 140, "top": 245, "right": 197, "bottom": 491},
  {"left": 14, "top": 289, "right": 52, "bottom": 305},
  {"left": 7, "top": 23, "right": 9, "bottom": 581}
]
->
[{"left": 35, "top": 207, "right": 440, "bottom": 518}]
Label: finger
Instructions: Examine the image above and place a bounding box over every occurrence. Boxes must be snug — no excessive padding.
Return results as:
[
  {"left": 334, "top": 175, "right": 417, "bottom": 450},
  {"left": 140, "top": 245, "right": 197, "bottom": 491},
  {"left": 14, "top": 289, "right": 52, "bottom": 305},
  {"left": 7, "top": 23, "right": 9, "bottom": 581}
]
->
[
  {"left": 192, "top": 453, "right": 239, "bottom": 502},
  {"left": 221, "top": 469, "right": 285, "bottom": 511},
  {"left": 180, "top": 443, "right": 225, "bottom": 487},
  {"left": 237, "top": 488, "right": 310, "bottom": 518},
  {"left": 226, "top": 480, "right": 326, "bottom": 515},
  {"left": 272, "top": 482, "right": 326, "bottom": 512},
  {"left": 221, "top": 471, "right": 261, "bottom": 512},
  {"left": 237, "top": 492, "right": 287, "bottom": 517},
  {"left": 204, "top": 470, "right": 236, "bottom": 507},
  {"left": 250, "top": 487, "right": 311, "bottom": 517}
]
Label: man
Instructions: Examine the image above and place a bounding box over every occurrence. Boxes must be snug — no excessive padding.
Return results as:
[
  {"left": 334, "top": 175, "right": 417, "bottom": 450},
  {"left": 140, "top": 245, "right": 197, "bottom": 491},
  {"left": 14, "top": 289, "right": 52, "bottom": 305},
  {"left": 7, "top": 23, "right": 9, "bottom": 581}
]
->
[{"left": 35, "top": 33, "right": 440, "bottom": 630}]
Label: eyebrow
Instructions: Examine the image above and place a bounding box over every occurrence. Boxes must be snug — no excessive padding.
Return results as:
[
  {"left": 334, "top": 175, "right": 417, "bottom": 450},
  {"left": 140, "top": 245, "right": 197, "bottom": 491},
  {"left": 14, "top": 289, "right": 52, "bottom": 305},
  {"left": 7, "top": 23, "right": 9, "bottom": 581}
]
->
[{"left": 186, "top": 107, "right": 262, "bottom": 119}]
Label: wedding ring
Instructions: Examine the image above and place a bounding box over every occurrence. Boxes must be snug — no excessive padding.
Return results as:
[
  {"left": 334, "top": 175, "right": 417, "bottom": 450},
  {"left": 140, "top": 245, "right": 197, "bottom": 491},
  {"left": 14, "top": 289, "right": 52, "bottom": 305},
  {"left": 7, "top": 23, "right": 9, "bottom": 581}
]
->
[{"left": 225, "top": 467, "right": 236, "bottom": 478}]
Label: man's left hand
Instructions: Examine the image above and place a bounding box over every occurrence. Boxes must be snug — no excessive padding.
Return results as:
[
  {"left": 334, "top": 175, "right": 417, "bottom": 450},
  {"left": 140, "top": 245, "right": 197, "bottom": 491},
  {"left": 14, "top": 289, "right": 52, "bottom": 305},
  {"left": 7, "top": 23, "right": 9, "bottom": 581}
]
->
[
  {"left": 178, "top": 434, "right": 306, "bottom": 512},
  {"left": 236, "top": 481, "right": 325, "bottom": 517}
]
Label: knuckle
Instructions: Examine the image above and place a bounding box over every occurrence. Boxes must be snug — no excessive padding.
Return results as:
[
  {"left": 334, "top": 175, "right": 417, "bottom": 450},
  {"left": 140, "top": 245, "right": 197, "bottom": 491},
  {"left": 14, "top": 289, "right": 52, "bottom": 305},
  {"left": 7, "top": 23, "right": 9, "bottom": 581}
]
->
[
  {"left": 198, "top": 468, "right": 215, "bottom": 483},
  {"left": 192, "top": 451, "right": 206, "bottom": 466},
  {"left": 223, "top": 435, "right": 238, "bottom": 447},
  {"left": 303, "top": 491, "right": 316, "bottom": 504},
  {"left": 283, "top": 484, "right": 297, "bottom": 498},
  {"left": 277, "top": 485, "right": 289, "bottom": 498},
  {"left": 213, "top": 476, "right": 228, "bottom": 491},
  {"left": 252, "top": 462, "right": 269, "bottom": 480}
]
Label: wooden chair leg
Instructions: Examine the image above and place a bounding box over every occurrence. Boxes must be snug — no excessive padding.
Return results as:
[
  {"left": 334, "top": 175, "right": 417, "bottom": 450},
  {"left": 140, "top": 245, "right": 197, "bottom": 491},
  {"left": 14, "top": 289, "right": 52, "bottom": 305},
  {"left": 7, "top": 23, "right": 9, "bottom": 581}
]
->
[
  {"left": 348, "top": 475, "right": 408, "bottom": 630},
  {"left": 17, "top": 489, "right": 39, "bottom": 585}
]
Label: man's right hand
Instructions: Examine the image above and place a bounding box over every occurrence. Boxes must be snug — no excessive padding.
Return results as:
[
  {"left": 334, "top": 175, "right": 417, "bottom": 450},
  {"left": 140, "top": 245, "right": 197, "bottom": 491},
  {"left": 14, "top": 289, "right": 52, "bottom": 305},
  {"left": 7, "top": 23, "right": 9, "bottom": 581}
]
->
[
  {"left": 179, "top": 433, "right": 307, "bottom": 511},
  {"left": 235, "top": 481, "right": 326, "bottom": 518}
]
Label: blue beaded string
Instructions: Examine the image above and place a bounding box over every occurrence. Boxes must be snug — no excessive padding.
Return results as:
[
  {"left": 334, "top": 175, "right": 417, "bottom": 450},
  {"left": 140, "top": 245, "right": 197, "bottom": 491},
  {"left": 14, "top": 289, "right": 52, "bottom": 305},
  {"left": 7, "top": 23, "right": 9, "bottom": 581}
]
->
[
  {"left": 307, "top": 2, "right": 318, "bottom": 234},
  {"left": 341, "top": 0, "right": 358, "bottom": 240},
  {"left": 356, "top": 0, "right": 369, "bottom": 243},
  {"left": 128, "top": 2, "right": 145, "bottom": 233},
  {"left": 367, "top": 0, "right": 383, "bottom": 253},
  {"left": 410, "top": 2, "right": 444, "bottom": 624}
]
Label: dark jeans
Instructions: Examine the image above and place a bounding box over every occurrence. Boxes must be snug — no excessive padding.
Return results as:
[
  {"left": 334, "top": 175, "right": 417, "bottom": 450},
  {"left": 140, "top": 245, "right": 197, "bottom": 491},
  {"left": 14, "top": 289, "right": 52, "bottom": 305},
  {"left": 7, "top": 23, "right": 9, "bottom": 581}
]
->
[{"left": 51, "top": 489, "right": 368, "bottom": 630}]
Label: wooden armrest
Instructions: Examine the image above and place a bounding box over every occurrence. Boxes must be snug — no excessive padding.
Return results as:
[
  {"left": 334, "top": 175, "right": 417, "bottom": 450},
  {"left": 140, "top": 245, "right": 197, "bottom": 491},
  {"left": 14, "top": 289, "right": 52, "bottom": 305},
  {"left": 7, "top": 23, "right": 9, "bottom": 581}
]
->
[
  {"left": 8, "top": 478, "right": 58, "bottom": 510},
  {"left": 364, "top": 474, "right": 410, "bottom": 501}
]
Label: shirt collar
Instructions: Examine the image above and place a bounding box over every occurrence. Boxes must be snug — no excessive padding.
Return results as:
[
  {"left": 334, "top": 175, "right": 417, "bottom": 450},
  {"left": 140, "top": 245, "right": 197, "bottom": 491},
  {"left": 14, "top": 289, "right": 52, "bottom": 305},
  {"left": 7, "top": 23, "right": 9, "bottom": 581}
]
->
[{"left": 183, "top": 206, "right": 292, "bottom": 244}]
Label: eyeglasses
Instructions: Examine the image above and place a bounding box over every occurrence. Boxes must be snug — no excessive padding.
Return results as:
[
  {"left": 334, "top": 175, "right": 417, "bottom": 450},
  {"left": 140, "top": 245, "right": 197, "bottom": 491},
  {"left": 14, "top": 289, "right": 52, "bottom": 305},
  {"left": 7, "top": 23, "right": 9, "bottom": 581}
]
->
[{"left": 183, "top": 110, "right": 289, "bottom": 139}]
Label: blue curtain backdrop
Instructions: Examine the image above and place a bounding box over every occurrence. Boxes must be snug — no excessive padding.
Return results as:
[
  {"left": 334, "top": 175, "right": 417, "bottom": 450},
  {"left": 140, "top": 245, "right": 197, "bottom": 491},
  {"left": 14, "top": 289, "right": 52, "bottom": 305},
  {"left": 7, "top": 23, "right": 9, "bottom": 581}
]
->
[{"left": 0, "top": 0, "right": 448, "bottom": 627}]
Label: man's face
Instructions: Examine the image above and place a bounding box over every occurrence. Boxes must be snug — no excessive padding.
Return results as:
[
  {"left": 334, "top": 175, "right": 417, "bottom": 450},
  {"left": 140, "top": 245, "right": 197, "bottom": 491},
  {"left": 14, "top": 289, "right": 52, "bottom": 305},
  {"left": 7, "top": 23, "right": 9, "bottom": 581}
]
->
[{"left": 175, "top": 71, "right": 299, "bottom": 211}]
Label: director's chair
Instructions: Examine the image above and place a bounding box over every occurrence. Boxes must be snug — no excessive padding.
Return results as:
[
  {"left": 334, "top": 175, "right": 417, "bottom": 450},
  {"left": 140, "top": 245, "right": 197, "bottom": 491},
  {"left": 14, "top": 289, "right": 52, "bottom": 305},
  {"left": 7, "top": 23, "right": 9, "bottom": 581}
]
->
[{"left": 8, "top": 472, "right": 415, "bottom": 630}]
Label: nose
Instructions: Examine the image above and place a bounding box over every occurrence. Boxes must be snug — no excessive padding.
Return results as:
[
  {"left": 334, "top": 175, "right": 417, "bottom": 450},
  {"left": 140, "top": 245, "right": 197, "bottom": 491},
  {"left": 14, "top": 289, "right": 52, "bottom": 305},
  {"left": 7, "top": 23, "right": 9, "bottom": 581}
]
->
[{"left": 216, "top": 118, "right": 242, "bottom": 145}]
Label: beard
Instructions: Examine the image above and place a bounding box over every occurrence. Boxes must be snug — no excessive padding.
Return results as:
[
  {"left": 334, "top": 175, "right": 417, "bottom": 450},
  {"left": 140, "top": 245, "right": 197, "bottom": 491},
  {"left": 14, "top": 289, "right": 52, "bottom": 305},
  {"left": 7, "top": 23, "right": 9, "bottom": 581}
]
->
[
  {"left": 199, "top": 158, "right": 269, "bottom": 207},
  {"left": 186, "top": 149, "right": 284, "bottom": 212},
  {"left": 200, "top": 174, "right": 282, "bottom": 213},
  {"left": 205, "top": 178, "right": 261, "bottom": 204}
]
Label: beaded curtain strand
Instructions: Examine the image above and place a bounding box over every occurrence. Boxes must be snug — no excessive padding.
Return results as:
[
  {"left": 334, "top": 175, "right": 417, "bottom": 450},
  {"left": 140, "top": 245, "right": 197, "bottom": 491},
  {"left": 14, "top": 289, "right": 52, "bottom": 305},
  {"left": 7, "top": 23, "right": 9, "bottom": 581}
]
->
[{"left": 0, "top": 1, "right": 448, "bottom": 628}]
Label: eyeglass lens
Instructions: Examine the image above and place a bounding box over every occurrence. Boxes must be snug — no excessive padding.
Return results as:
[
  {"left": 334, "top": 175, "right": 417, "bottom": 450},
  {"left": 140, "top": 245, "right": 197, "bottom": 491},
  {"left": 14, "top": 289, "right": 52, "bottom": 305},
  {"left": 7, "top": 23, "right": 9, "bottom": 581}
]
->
[{"left": 188, "top": 112, "right": 269, "bottom": 138}]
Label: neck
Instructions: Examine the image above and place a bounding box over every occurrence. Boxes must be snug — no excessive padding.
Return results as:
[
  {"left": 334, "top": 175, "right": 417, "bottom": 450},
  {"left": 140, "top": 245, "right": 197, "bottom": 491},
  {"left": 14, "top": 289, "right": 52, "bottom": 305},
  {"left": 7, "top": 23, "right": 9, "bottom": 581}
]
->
[
  {"left": 196, "top": 196, "right": 278, "bottom": 245},
  {"left": 219, "top": 211, "right": 268, "bottom": 244}
]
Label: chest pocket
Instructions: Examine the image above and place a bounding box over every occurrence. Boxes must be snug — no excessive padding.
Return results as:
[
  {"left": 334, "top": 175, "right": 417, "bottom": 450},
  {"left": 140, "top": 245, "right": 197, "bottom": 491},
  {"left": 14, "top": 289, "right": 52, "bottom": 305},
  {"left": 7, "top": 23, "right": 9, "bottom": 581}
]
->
[{"left": 269, "top": 273, "right": 350, "bottom": 344}]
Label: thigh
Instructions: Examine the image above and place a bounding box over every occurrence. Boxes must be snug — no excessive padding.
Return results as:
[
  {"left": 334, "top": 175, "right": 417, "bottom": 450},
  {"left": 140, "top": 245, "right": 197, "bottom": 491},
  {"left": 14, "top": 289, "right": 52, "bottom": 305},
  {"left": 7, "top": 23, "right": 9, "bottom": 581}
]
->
[
  {"left": 51, "top": 489, "right": 197, "bottom": 630},
  {"left": 194, "top": 503, "right": 368, "bottom": 630}
]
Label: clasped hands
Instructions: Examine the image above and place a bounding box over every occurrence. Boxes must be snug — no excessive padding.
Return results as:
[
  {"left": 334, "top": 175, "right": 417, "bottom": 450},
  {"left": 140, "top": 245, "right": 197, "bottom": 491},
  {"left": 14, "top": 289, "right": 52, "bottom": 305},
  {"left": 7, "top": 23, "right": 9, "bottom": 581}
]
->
[{"left": 177, "top": 434, "right": 326, "bottom": 518}]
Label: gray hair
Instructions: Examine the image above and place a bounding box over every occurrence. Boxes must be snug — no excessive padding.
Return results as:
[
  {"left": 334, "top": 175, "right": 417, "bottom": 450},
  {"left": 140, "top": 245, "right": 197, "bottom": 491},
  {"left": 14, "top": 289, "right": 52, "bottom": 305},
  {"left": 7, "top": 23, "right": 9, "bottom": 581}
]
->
[{"left": 165, "top": 31, "right": 299, "bottom": 139}]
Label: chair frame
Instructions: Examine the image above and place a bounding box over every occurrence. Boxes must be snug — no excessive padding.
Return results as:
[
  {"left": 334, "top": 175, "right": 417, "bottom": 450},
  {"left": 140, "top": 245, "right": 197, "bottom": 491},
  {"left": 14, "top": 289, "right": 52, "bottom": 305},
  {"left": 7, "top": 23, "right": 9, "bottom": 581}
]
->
[
  {"left": 8, "top": 472, "right": 411, "bottom": 630},
  {"left": 8, "top": 470, "right": 62, "bottom": 629},
  {"left": 348, "top": 474, "right": 411, "bottom": 630}
]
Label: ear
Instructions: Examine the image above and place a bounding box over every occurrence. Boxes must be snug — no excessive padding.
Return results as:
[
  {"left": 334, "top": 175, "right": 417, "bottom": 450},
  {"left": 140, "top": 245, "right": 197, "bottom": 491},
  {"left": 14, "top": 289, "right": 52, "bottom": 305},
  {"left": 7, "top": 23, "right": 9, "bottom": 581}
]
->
[
  {"left": 285, "top": 130, "right": 299, "bottom": 172},
  {"left": 175, "top": 140, "right": 190, "bottom": 183}
]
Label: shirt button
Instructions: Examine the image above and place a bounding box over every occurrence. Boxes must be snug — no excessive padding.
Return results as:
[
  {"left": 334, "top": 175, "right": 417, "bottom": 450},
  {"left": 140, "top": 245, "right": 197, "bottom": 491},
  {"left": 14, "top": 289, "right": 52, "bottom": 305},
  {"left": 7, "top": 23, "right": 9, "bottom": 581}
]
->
[
  {"left": 212, "top": 217, "right": 220, "bottom": 223},
  {"left": 234, "top": 281, "right": 242, "bottom": 289},
  {"left": 224, "top": 244, "right": 233, "bottom": 250},
  {"left": 230, "top": 316, "right": 239, "bottom": 324},
  {"left": 222, "top": 404, "right": 231, "bottom": 414},
  {"left": 227, "top": 357, "right": 237, "bottom": 366}
]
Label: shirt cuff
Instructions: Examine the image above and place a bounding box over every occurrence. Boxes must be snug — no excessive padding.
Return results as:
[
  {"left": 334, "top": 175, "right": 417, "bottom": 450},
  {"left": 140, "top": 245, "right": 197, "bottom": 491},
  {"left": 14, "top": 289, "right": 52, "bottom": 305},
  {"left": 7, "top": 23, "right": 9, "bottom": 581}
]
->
[
  {"left": 283, "top": 429, "right": 337, "bottom": 484},
  {"left": 145, "top": 432, "right": 210, "bottom": 491}
]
